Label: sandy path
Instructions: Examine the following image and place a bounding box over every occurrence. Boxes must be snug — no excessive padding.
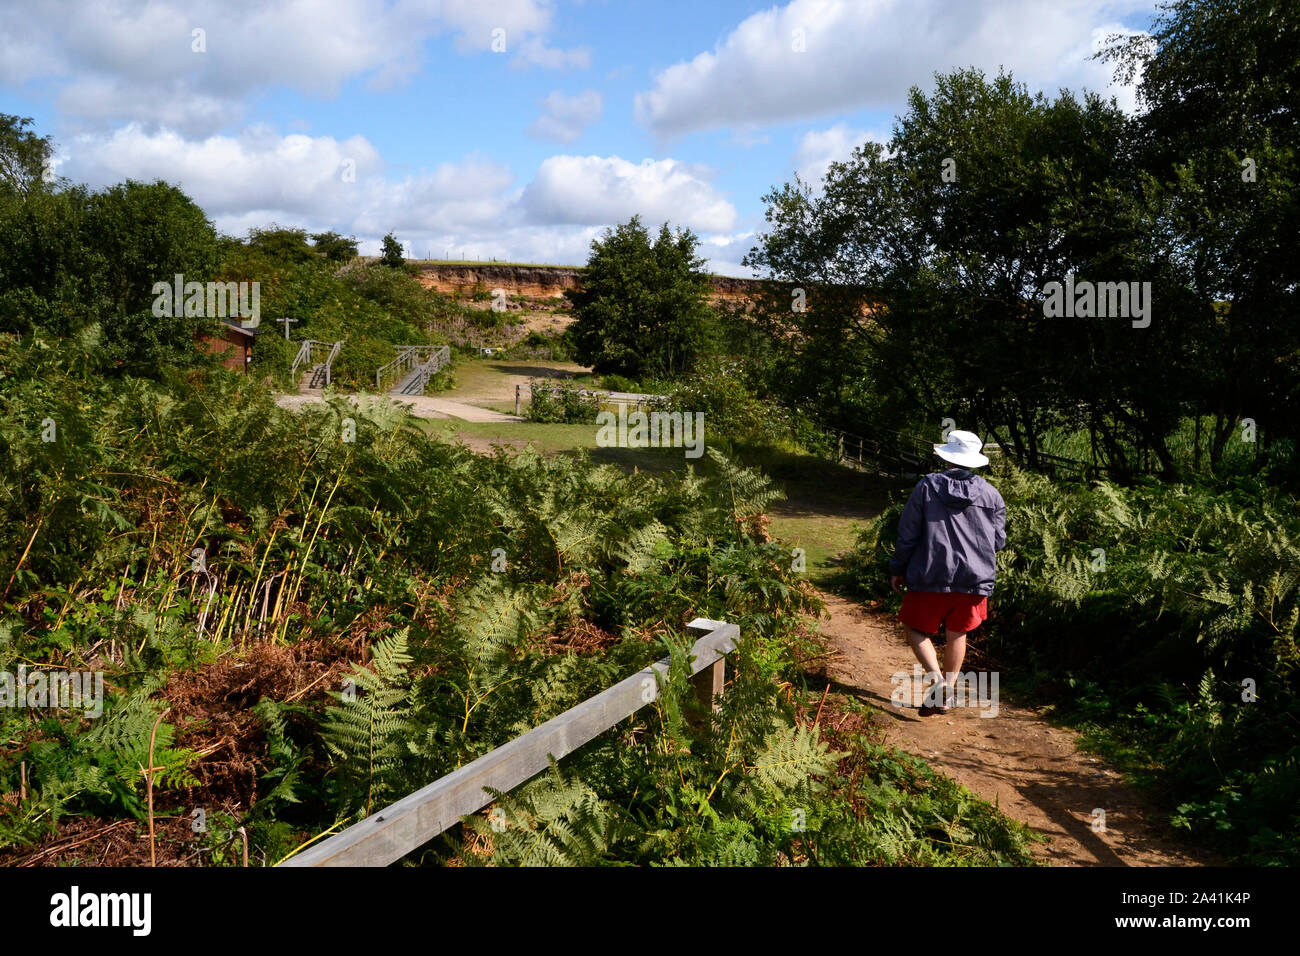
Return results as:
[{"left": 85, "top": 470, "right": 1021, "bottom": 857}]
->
[
  {"left": 274, "top": 392, "right": 523, "bottom": 422},
  {"left": 815, "top": 588, "right": 1221, "bottom": 866},
  {"left": 392, "top": 396, "right": 523, "bottom": 422}
]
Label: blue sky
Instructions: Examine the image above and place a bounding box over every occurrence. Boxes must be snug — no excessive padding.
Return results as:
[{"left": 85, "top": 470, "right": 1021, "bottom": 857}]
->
[{"left": 1, "top": 0, "right": 1157, "bottom": 275}]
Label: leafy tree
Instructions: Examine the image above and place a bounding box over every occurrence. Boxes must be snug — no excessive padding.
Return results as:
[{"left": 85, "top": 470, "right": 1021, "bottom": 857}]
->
[
  {"left": 310, "top": 230, "right": 359, "bottom": 263},
  {"left": 745, "top": 68, "right": 1191, "bottom": 478},
  {"left": 87, "top": 180, "right": 222, "bottom": 373},
  {"left": 0, "top": 114, "right": 55, "bottom": 197},
  {"left": 0, "top": 186, "right": 104, "bottom": 337},
  {"left": 380, "top": 232, "right": 405, "bottom": 268},
  {"left": 1099, "top": 0, "right": 1300, "bottom": 474},
  {"left": 567, "top": 215, "right": 714, "bottom": 379},
  {"left": 247, "top": 225, "right": 315, "bottom": 265}
]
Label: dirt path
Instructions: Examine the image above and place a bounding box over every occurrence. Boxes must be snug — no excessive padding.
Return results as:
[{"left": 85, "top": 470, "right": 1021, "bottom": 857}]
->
[
  {"left": 392, "top": 396, "right": 523, "bottom": 421},
  {"left": 273, "top": 391, "right": 523, "bottom": 422},
  {"left": 815, "top": 588, "right": 1221, "bottom": 866}
]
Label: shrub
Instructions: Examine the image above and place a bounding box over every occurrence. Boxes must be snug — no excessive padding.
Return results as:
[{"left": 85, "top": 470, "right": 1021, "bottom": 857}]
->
[
  {"left": 380, "top": 232, "right": 405, "bottom": 268},
  {"left": 669, "top": 358, "right": 798, "bottom": 448},
  {"left": 527, "top": 377, "right": 600, "bottom": 424},
  {"left": 599, "top": 373, "right": 637, "bottom": 392}
]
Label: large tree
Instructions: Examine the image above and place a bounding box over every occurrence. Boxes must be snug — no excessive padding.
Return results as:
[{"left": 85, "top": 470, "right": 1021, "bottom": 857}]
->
[
  {"left": 567, "top": 215, "right": 713, "bottom": 379},
  {"left": 745, "top": 68, "right": 1196, "bottom": 479},
  {"left": 0, "top": 114, "right": 56, "bottom": 197},
  {"left": 1100, "top": 0, "right": 1300, "bottom": 473}
]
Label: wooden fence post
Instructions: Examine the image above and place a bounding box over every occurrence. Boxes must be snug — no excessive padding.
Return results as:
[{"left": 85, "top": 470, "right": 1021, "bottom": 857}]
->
[
  {"left": 515, "top": 384, "right": 521, "bottom": 416},
  {"left": 686, "top": 618, "right": 727, "bottom": 716}
]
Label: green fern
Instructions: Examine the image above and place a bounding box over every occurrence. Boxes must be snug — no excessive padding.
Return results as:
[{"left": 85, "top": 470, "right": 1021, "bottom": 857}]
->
[
  {"left": 321, "top": 628, "right": 415, "bottom": 816},
  {"left": 745, "top": 720, "right": 843, "bottom": 797},
  {"left": 705, "top": 447, "right": 784, "bottom": 534},
  {"left": 461, "top": 757, "right": 628, "bottom": 866}
]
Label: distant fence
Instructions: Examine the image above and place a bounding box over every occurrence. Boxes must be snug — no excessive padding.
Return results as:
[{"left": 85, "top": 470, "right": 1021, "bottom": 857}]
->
[
  {"left": 832, "top": 426, "right": 933, "bottom": 477},
  {"left": 279, "top": 618, "right": 737, "bottom": 867},
  {"left": 831, "top": 425, "right": 1096, "bottom": 481}
]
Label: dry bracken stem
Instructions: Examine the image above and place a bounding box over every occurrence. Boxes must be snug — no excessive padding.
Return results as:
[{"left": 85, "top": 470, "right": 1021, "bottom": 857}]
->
[
  {"left": 814, "top": 685, "right": 830, "bottom": 727},
  {"left": 700, "top": 722, "right": 740, "bottom": 809},
  {"left": 1, "top": 515, "right": 46, "bottom": 606},
  {"left": 244, "top": 526, "right": 279, "bottom": 635},
  {"left": 145, "top": 708, "right": 169, "bottom": 867}
]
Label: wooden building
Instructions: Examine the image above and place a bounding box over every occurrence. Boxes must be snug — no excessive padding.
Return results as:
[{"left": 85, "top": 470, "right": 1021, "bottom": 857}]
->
[{"left": 196, "top": 319, "right": 258, "bottom": 372}]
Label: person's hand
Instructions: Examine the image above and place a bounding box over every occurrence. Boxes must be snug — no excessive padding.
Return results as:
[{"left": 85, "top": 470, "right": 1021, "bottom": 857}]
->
[{"left": 890, "top": 575, "right": 905, "bottom": 593}]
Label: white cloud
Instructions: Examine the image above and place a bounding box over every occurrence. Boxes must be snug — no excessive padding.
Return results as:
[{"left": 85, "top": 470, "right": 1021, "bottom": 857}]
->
[
  {"left": 527, "top": 90, "right": 604, "bottom": 143},
  {"left": 793, "top": 123, "right": 887, "bottom": 186},
  {"left": 57, "top": 126, "right": 741, "bottom": 269},
  {"left": 0, "top": 0, "right": 584, "bottom": 136},
  {"left": 521, "top": 155, "right": 738, "bottom": 232},
  {"left": 435, "top": 0, "right": 553, "bottom": 51},
  {"left": 60, "top": 124, "right": 385, "bottom": 219},
  {"left": 634, "top": 0, "right": 1152, "bottom": 137},
  {"left": 510, "top": 36, "right": 592, "bottom": 70}
]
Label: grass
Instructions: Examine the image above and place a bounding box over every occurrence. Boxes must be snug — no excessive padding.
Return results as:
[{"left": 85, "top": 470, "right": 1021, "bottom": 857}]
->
[
  {"left": 734, "top": 445, "right": 900, "bottom": 586},
  {"left": 420, "top": 418, "right": 692, "bottom": 472},
  {"left": 442, "top": 358, "right": 594, "bottom": 407}
]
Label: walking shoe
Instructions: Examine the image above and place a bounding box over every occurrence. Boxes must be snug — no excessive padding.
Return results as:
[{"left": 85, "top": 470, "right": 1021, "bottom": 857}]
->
[{"left": 918, "top": 679, "right": 949, "bottom": 716}]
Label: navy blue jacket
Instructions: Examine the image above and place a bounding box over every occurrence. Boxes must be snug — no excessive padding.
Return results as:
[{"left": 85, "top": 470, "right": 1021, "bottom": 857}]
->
[{"left": 888, "top": 468, "right": 1007, "bottom": 596}]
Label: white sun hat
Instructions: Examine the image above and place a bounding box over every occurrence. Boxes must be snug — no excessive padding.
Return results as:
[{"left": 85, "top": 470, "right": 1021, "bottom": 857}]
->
[{"left": 933, "top": 429, "right": 989, "bottom": 468}]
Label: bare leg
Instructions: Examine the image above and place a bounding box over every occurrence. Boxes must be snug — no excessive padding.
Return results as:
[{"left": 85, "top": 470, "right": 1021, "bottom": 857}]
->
[
  {"left": 943, "top": 631, "right": 967, "bottom": 693},
  {"left": 906, "top": 627, "right": 942, "bottom": 673},
  {"left": 906, "top": 628, "right": 944, "bottom": 707}
]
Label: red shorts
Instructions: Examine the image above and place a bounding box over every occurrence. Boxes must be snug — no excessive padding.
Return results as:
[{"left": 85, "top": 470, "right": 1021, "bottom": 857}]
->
[{"left": 899, "top": 590, "right": 988, "bottom": 635}]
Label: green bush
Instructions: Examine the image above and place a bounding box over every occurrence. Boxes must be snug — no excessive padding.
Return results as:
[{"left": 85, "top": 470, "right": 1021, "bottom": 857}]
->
[
  {"left": 599, "top": 373, "right": 637, "bottom": 392},
  {"left": 669, "top": 358, "right": 803, "bottom": 449},
  {"left": 527, "top": 378, "right": 600, "bottom": 424}
]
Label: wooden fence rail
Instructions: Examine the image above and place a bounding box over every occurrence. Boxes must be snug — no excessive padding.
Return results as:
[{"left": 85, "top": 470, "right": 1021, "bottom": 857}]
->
[
  {"left": 279, "top": 617, "right": 738, "bottom": 867},
  {"left": 834, "top": 426, "right": 933, "bottom": 477}
]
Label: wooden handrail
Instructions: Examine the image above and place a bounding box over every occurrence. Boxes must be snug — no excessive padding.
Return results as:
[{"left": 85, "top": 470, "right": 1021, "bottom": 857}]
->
[
  {"left": 290, "top": 340, "right": 317, "bottom": 379},
  {"left": 291, "top": 339, "right": 344, "bottom": 386},
  {"left": 376, "top": 345, "right": 450, "bottom": 394},
  {"left": 279, "top": 617, "right": 738, "bottom": 867}
]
